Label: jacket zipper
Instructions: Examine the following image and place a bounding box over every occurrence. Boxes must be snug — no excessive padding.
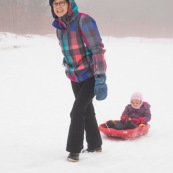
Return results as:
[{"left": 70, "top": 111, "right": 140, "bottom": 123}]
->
[{"left": 66, "top": 22, "right": 79, "bottom": 81}]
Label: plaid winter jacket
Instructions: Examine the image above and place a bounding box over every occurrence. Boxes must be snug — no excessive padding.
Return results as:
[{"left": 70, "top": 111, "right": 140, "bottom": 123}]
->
[{"left": 52, "top": 0, "right": 107, "bottom": 82}]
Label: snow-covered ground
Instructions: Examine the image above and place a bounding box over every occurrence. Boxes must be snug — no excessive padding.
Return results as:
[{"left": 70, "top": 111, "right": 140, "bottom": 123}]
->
[{"left": 0, "top": 32, "right": 173, "bottom": 173}]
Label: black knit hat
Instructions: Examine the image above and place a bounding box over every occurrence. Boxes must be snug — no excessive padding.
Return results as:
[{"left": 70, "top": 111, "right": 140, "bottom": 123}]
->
[{"left": 49, "top": 0, "right": 69, "bottom": 6}]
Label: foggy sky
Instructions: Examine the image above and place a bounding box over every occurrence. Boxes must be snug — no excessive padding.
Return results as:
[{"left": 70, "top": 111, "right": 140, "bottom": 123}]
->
[
  {"left": 76, "top": 0, "right": 173, "bottom": 37},
  {"left": 0, "top": 0, "right": 173, "bottom": 37}
]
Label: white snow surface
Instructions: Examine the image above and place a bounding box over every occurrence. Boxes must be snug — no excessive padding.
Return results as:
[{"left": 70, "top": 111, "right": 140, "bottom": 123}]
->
[{"left": 0, "top": 32, "right": 173, "bottom": 173}]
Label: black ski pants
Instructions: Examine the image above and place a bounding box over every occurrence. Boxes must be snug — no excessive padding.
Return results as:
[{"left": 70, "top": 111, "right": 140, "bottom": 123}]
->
[{"left": 66, "top": 77, "right": 102, "bottom": 153}]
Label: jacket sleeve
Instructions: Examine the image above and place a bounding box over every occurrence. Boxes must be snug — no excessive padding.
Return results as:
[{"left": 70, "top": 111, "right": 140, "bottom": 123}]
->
[
  {"left": 122, "top": 105, "right": 130, "bottom": 116},
  {"left": 142, "top": 103, "right": 151, "bottom": 123},
  {"left": 79, "top": 14, "right": 107, "bottom": 75}
]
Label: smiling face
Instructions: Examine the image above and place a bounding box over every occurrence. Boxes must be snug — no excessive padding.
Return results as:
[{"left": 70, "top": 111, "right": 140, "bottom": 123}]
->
[
  {"left": 131, "top": 99, "right": 142, "bottom": 108},
  {"left": 52, "top": 0, "right": 69, "bottom": 18}
]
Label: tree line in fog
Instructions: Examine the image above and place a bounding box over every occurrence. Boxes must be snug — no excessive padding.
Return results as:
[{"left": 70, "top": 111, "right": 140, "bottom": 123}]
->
[
  {"left": 0, "top": 0, "right": 173, "bottom": 37},
  {"left": 0, "top": 0, "right": 52, "bottom": 34}
]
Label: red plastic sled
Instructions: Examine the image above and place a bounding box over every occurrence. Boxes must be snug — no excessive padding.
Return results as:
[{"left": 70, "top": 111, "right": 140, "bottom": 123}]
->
[{"left": 99, "top": 121, "right": 150, "bottom": 140}]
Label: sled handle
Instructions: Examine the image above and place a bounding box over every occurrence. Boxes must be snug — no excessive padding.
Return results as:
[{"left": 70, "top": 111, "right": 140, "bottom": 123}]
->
[{"left": 139, "top": 124, "right": 146, "bottom": 127}]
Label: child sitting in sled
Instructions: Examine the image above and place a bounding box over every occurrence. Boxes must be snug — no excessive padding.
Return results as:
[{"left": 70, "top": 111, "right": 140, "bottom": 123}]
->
[{"left": 106, "top": 92, "right": 151, "bottom": 130}]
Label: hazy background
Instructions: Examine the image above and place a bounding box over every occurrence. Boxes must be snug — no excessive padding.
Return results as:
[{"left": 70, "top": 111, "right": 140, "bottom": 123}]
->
[{"left": 0, "top": 0, "right": 173, "bottom": 37}]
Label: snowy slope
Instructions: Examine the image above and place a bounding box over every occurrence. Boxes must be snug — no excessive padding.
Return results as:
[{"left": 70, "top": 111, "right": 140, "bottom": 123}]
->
[{"left": 0, "top": 32, "right": 173, "bottom": 173}]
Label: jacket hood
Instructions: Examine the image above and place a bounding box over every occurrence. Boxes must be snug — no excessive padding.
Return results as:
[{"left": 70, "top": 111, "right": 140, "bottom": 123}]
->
[{"left": 49, "top": 0, "right": 78, "bottom": 19}]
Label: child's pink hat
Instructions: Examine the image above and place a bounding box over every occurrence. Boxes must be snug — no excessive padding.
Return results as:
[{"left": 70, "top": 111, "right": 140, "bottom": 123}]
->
[{"left": 131, "top": 92, "right": 143, "bottom": 101}]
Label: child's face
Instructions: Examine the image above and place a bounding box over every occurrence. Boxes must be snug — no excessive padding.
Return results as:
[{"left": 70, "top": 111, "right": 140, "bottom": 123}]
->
[{"left": 131, "top": 100, "right": 142, "bottom": 108}]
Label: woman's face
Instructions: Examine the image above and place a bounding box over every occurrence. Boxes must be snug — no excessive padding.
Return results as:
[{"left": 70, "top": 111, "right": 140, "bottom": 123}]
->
[{"left": 53, "top": 0, "right": 69, "bottom": 17}]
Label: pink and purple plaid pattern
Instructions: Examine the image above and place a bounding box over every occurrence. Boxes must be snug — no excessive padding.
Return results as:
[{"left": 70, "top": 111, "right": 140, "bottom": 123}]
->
[{"left": 52, "top": 1, "right": 107, "bottom": 82}]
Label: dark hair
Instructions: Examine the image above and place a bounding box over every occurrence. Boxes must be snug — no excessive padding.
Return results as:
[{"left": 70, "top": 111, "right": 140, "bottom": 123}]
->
[
  {"left": 49, "top": 0, "right": 53, "bottom": 6},
  {"left": 49, "top": 0, "right": 70, "bottom": 6}
]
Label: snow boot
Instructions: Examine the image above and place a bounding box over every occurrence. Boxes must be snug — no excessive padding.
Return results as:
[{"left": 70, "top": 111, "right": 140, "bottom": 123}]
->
[
  {"left": 82, "top": 147, "right": 102, "bottom": 153},
  {"left": 67, "top": 153, "right": 79, "bottom": 162}
]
